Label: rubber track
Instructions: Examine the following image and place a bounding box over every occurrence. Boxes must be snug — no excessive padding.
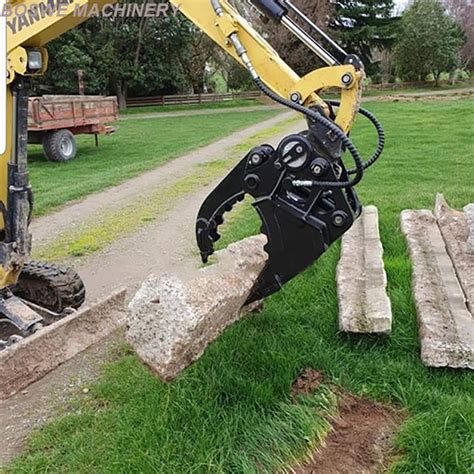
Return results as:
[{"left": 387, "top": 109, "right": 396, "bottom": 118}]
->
[{"left": 12, "top": 261, "right": 86, "bottom": 312}]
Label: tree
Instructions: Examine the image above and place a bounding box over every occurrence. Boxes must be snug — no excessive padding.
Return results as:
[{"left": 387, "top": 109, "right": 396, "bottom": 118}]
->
[
  {"left": 230, "top": 0, "right": 334, "bottom": 76},
  {"left": 223, "top": 59, "right": 255, "bottom": 91},
  {"left": 35, "top": 4, "right": 197, "bottom": 106},
  {"left": 443, "top": 0, "right": 474, "bottom": 70},
  {"left": 330, "top": 0, "right": 398, "bottom": 76},
  {"left": 394, "top": 0, "right": 464, "bottom": 83},
  {"left": 175, "top": 25, "right": 217, "bottom": 94},
  {"left": 263, "top": 0, "right": 335, "bottom": 76}
]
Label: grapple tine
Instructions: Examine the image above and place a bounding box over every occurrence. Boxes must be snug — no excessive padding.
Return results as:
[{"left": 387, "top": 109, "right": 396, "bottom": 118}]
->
[{"left": 196, "top": 157, "right": 248, "bottom": 263}]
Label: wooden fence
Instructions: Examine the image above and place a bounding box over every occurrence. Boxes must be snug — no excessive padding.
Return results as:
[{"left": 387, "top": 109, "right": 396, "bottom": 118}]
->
[
  {"left": 126, "top": 91, "right": 263, "bottom": 108},
  {"left": 125, "top": 79, "right": 472, "bottom": 108}
]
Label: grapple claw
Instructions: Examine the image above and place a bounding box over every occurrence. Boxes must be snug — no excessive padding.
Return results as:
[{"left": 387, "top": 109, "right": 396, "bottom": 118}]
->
[{"left": 196, "top": 134, "right": 362, "bottom": 300}]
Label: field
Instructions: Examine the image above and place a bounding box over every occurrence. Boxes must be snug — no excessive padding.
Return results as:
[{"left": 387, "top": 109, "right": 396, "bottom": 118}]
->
[
  {"left": 27, "top": 109, "right": 280, "bottom": 216},
  {"left": 9, "top": 99, "right": 474, "bottom": 473},
  {"left": 120, "top": 98, "right": 261, "bottom": 116}
]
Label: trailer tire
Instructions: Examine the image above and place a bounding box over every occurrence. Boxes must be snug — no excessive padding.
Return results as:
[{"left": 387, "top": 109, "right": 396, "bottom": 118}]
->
[{"left": 43, "top": 129, "right": 77, "bottom": 162}]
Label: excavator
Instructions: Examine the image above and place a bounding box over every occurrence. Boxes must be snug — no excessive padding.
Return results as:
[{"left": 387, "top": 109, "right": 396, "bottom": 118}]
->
[{"left": 0, "top": 0, "right": 384, "bottom": 346}]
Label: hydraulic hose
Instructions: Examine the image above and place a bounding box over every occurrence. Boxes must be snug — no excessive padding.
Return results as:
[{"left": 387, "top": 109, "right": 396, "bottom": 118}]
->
[
  {"left": 253, "top": 78, "right": 364, "bottom": 188},
  {"left": 327, "top": 100, "right": 385, "bottom": 175}
]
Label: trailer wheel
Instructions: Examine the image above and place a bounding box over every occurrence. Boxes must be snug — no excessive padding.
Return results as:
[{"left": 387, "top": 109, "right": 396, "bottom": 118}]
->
[{"left": 43, "top": 129, "right": 77, "bottom": 162}]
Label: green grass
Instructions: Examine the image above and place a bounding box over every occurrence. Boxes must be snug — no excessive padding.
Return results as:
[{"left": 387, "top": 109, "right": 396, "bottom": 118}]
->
[
  {"left": 9, "top": 99, "right": 474, "bottom": 473},
  {"left": 120, "top": 99, "right": 261, "bottom": 116},
  {"left": 28, "top": 109, "right": 280, "bottom": 216}
]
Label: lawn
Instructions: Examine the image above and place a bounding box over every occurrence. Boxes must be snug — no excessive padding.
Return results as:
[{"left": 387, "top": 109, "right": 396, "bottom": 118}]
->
[
  {"left": 120, "top": 99, "right": 261, "bottom": 116},
  {"left": 28, "top": 109, "right": 280, "bottom": 216},
  {"left": 9, "top": 99, "right": 474, "bottom": 473}
]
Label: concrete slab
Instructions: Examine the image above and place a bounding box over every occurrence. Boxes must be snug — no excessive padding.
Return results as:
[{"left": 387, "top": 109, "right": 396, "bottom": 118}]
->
[
  {"left": 435, "top": 194, "right": 474, "bottom": 313},
  {"left": 0, "top": 290, "right": 127, "bottom": 400},
  {"left": 337, "top": 206, "right": 392, "bottom": 334},
  {"left": 126, "top": 235, "right": 268, "bottom": 381},
  {"left": 401, "top": 210, "right": 473, "bottom": 369}
]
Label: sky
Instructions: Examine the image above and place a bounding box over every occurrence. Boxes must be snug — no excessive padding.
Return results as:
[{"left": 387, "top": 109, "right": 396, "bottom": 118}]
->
[{"left": 393, "top": 0, "right": 411, "bottom": 13}]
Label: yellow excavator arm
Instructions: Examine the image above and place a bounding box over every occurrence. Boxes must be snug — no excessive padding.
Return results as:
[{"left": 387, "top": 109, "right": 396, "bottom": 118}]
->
[
  {"left": 170, "top": 0, "right": 363, "bottom": 132},
  {"left": 0, "top": 0, "right": 384, "bottom": 337}
]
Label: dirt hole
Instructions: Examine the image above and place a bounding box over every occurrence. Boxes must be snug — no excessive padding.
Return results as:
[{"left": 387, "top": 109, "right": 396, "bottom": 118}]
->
[
  {"left": 291, "top": 368, "right": 324, "bottom": 397},
  {"left": 291, "top": 369, "right": 402, "bottom": 474}
]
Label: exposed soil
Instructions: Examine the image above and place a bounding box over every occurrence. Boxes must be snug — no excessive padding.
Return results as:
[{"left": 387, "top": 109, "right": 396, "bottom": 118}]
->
[
  {"left": 374, "top": 90, "right": 473, "bottom": 103},
  {"left": 291, "top": 368, "right": 324, "bottom": 397},
  {"left": 119, "top": 105, "right": 283, "bottom": 121},
  {"left": 292, "top": 370, "right": 401, "bottom": 474},
  {"left": 298, "top": 395, "right": 400, "bottom": 474}
]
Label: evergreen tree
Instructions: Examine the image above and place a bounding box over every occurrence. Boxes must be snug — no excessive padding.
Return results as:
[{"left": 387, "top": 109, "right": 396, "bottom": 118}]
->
[
  {"left": 394, "top": 0, "right": 464, "bottom": 83},
  {"left": 330, "top": 0, "right": 398, "bottom": 76}
]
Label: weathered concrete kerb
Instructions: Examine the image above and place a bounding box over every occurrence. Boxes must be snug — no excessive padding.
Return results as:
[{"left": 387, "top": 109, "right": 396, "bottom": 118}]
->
[
  {"left": 435, "top": 194, "right": 474, "bottom": 313},
  {"left": 0, "top": 290, "right": 127, "bottom": 400},
  {"left": 401, "top": 208, "right": 473, "bottom": 369},
  {"left": 337, "top": 206, "right": 392, "bottom": 335},
  {"left": 126, "top": 235, "right": 268, "bottom": 381}
]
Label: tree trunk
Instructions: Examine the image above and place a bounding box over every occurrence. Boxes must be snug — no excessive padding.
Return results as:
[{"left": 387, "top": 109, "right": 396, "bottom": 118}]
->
[
  {"left": 192, "top": 75, "right": 206, "bottom": 94},
  {"left": 449, "top": 70, "right": 456, "bottom": 85},
  {"left": 116, "top": 80, "right": 128, "bottom": 110}
]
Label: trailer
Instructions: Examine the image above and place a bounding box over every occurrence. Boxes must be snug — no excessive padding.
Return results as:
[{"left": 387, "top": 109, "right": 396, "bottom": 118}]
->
[{"left": 28, "top": 95, "right": 118, "bottom": 162}]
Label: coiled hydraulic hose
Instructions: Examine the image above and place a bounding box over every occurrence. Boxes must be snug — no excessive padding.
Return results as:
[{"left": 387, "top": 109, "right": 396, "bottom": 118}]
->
[{"left": 327, "top": 100, "right": 385, "bottom": 175}]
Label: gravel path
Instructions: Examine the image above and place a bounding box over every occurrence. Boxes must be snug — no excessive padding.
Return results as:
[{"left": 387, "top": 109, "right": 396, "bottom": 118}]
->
[{"left": 31, "top": 111, "right": 293, "bottom": 247}]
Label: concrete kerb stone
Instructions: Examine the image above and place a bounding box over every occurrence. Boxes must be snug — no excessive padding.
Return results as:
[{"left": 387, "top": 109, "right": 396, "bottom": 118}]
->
[
  {"left": 401, "top": 210, "right": 473, "bottom": 369},
  {"left": 464, "top": 203, "right": 474, "bottom": 254},
  {"left": 0, "top": 289, "right": 127, "bottom": 400},
  {"left": 126, "top": 235, "right": 268, "bottom": 381},
  {"left": 337, "top": 206, "right": 392, "bottom": 335},
  {"left": 435, "top": 194, "right": 474, "bottom": 313}
]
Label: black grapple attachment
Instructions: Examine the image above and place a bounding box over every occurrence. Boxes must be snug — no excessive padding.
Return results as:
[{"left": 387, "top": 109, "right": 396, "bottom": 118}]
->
[{"left": 196, "top": 123, "right": 362, "bottom": 304}]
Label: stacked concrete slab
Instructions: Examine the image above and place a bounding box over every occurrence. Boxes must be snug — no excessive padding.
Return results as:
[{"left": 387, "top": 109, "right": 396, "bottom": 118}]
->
[
  {"left": 401, "top": 195, "right": 473, "bottom": 369},
  {"left": 337, "top": 206, "right": 392, "bottom": 335}
]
